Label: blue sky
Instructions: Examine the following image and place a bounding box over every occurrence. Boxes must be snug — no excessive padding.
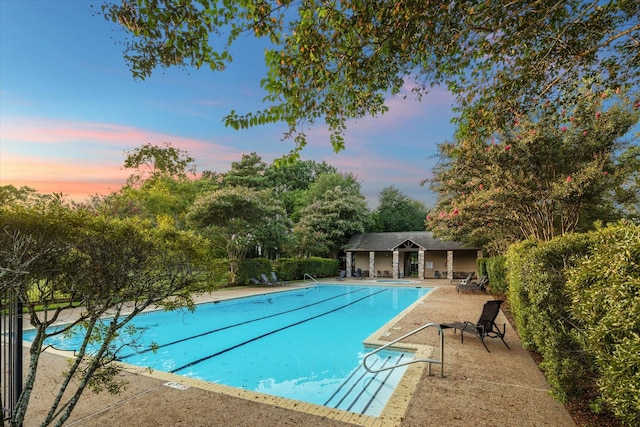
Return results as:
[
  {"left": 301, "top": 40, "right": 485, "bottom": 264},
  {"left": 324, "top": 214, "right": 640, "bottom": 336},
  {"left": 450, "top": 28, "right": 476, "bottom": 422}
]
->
[{"left": 0, "top": 0, "right": 457, "bottom": 207}]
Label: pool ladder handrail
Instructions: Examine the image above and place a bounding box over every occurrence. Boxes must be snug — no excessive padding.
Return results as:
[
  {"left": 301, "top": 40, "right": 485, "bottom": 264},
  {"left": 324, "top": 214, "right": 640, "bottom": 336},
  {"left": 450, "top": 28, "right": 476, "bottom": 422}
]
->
[
  {"left": 362, "top": 322, "right": 445, "bottom": 377},
  {"left": 303, "top": 273, "right": 319, "bottom": 283}
]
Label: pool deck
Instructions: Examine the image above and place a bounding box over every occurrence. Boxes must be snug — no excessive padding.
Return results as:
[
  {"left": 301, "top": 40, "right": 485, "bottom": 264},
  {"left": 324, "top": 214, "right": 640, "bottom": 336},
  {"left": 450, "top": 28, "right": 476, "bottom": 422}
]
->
[{"left": 22, "top": 279, "right": 576, "bottom": 426}]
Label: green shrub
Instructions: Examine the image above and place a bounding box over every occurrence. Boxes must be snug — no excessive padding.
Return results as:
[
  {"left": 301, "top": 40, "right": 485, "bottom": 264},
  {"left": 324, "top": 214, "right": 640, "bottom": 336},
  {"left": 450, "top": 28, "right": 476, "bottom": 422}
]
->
[
  {"left": 566, "top": 221, "right": 640, "bottom": 425},
  {"left": 505, "top": 234, "right": 592, "bottom": 401},
  {"left": 485, "top": 256, "right": 507, "bottom": 295},
  {"left": 236, "top": 258, "right": 272, "bottom": 284},
  {"left": 209, "top": 258, "right": 234, "bottom": 286},
  {"left": 505, "top": 239, "right": 540, "bottom": 348},
  {"left": 476, "top": 258, "right": 489, "bottom": 278},
  {"left": 274, "top": 257, "right": 339, "bottom": 281}
]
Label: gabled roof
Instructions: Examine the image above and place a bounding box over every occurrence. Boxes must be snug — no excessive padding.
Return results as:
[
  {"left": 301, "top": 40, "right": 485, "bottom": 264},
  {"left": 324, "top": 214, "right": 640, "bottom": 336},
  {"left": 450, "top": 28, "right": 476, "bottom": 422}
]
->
[{"left": 344, "top": 232, "right": 478, "bottom": 252}]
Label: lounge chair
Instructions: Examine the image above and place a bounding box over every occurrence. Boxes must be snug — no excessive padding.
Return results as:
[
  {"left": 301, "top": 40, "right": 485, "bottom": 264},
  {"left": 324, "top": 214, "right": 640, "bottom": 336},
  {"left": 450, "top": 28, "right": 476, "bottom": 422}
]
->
[
  {"left": 337, "top": 270, "right": 346, "bottom": 280},
  {"left": 454, "top": 272, "right": 474, "bottom": 286},
  {"left": 270, "top": 271, "right": 288, "bottom": 285},
  {"left": 457, "top": 275, "right": 489, "bottom": 293},
  {"left": 260, "top": 273, "right": 278, "bottom": 286},
  {"left": 353, "top": 268, "right": 363, "bottom": 279},
  {"left": 442, "top": 300, "right": 511, "bottom": 352},
  {"left": 249, "top": 277, "right": 262, "bottom": 286}
]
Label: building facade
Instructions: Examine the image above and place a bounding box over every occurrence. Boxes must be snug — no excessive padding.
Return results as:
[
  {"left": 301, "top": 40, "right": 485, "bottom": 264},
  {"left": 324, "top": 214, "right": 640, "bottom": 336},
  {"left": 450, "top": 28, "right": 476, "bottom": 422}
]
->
[{"left": 344, "top": 232, "right": 481, "bottom": 280}]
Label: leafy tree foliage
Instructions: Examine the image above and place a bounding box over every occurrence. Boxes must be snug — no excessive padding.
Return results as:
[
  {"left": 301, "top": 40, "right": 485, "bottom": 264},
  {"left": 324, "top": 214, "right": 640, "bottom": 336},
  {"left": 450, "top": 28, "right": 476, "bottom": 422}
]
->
[
  {"left": 290, "top": 173, "right": 369, "bottom": 257},
  {"left": 123, "top": 142, "right": 196, "bottom": 186},
  {"left": 369, "top": 185, "right": 428, "bottom": 232},
  {"left": 221, "top": 152, "right": 270, "bottom": 189},
  {"left": 85, "top": 143, "right": 217, "bottom": 227},
  {"left": 265, "top": 159, "right": 337, "bottom": 215},
  {"left": 0, "top": 185, "right": 56, "bottom": 206},
  {"left": 612, "top": 145, "right": 640, "bottom": 221},
  {"left": 0, "top": 202, "right": 209, "bottom": 427},
  {"left": 428, "top": 89, "right": 640, "bottom": 255},
  {"left": 104, "top": 0, "right": 639, "bottom": 154},
  {"left": 187, "top": 186, "right": 291, "bottom": 275},
  {"left": 566, "top": 221, "right": 640, "bottom": 425}
]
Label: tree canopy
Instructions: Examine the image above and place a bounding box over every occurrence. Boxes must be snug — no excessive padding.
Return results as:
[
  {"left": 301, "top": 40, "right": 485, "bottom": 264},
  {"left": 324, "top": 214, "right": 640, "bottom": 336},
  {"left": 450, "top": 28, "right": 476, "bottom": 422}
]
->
[
  {"left": 428, "top": 88, "right": 640, "bottom": 254},
  {"left": 103, "top": 0, "right": 639, "bottom": 155},
  {"left": 369, "top": 185, "right": 428, "bottom": 232},
  {"left": 1, "top": 201, "right": 209, "bottom": 426}
]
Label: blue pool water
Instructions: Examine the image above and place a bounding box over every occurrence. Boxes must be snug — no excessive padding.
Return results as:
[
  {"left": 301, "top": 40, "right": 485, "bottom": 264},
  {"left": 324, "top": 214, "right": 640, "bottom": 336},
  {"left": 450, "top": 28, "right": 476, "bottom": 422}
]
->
[{"left": 24, "top": 284, "right": 431, "bottom": 416}]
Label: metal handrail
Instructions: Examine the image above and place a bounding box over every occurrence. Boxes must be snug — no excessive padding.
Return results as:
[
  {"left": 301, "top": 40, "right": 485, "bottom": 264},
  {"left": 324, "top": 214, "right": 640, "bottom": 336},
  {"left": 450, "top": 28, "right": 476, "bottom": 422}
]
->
[
  {"left": 303, "top": 273, "right": 318, "bottom": 283},
  {"left": 362, "top": 322, "right": 445, "bottom": 377}
]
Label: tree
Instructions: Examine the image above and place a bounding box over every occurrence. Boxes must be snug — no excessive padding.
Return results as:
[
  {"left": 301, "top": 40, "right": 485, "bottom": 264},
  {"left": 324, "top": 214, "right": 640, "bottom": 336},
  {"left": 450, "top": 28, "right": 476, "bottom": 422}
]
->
[
  {"left": 187, "top": 186, "right": 291, "bottom": 276},
  {"left": 103, "top": 0, "right": 639, "bottom": 154},
  {"left": 0, "top": 202, "right": 210, "bottom": 427},
  {"left": 85, "top": 143, "right": 217, "bottom": 227},
  {"left": 290, "top": 173, "right": 370, "bottom": 257},
  {"left": 427, "top": 89, "right": 640, "bottom": 255},
  {"left": 612, "top": 145, "right": 640, "bottom": 222},
  {"left": 221, "top": 152, "right": 270, "bottom": 189},
  {"left": 370, "top": 185, "right": 428, "bottom": 232},
  {"left": 87, "top": 175, "right": 219, "bottom": 228},
  {"left": 265, "top": 159, "right": 337, "bottom": 215},
  {"left": 123, "top": 142, "right": 196, "bottom": 186}
]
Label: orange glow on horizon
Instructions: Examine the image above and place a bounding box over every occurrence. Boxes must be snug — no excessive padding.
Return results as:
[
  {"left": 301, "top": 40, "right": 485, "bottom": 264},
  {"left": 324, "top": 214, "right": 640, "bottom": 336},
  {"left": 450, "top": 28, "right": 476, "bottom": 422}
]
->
[{"left": 2, "top": 179, "right": 126, "bottom": 202}]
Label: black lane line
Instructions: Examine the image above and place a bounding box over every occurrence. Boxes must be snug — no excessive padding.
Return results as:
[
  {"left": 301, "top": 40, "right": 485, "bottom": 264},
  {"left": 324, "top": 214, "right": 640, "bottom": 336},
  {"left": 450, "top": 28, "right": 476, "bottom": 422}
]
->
[
  {"left": 360, "top": 353, "right": 406, "bottom": 414},
  {"left": 119, "top": 287, "right": 368, "bottom": 360},
  {"left": 169, "top": 288, "right": 389, "bottom": 374}
]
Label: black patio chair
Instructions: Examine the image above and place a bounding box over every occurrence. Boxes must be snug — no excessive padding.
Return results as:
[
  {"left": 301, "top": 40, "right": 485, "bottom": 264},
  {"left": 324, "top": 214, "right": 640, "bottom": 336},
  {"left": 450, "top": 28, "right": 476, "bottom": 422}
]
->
[{"left": 442, "top": 300, "right": 511, "bottom": 352}]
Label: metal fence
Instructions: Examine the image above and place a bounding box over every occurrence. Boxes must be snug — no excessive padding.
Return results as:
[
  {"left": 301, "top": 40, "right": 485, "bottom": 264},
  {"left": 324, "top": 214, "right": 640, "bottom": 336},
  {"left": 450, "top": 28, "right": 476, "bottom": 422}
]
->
[{"left": 1, "top": 289, "right": 22, "bottom": 425}]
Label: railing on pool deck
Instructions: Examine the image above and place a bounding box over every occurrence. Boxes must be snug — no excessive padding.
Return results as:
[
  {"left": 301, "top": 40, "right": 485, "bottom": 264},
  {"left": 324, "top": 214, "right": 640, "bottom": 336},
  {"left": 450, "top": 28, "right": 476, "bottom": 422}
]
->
[
  {"left": 303, "top": 273, "right": 319, "bottom": 283},
  {"left": 362, "top": 322, "right": 445, "bottom": 377}
]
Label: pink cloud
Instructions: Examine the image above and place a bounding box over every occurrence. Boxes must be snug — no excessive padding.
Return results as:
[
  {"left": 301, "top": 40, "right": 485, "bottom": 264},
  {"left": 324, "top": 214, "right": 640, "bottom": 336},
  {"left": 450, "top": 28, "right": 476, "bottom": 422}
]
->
[
  {"left": 300, "top": 84, "right": 455, "bottom": 148},
  {"left": 0, "top": 117, "right": 252, "bottom": 201}
]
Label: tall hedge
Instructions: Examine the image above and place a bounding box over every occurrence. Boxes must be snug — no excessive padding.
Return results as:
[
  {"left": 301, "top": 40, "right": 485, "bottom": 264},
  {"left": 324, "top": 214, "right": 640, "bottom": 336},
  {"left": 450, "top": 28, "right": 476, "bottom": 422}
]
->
[
  {"left": 236, "top": 258, "right": 273, "bottom": 284},
  {"left": 274, "top": 257, "right": 339, "bottom": 281},
  {"left": 476, "top": 257, "right": 489, "bottom": 278},
  {"left": 485, "top": 256, "right": 507, "bottom": 295},
  {"left": 565, "top": 221, "right": 640, "bottom": 425},
  {"left": 505, "top": 234, "right": 592, "bottom": 401}
]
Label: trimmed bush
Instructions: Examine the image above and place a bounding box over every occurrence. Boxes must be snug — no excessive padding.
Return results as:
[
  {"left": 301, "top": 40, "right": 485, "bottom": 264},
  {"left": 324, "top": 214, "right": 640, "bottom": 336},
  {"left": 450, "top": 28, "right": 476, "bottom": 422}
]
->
[
  {"left": 236, "top": 258, "right": 272, "bottom": 284},
  {"left": 485, "top": 256, "right": 507, "bottom": 295},
  {"left": 476, "top": 258, "right": 489, "bottom": 278},
  {"left": 274, "top": 257, "right": 339, "bottom": 281},
  {"left": 505, "top": 234, "right": 592, "bottom": 401},
  {"left": 565, "top": 221, "right": 640, "bottom": 425}
]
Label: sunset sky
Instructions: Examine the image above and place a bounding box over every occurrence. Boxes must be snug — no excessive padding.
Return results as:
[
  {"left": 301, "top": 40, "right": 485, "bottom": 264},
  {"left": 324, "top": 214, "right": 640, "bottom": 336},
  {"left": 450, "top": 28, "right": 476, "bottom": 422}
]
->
[{"left": 0, "top": 0, "right": 457, "bottom": 207}]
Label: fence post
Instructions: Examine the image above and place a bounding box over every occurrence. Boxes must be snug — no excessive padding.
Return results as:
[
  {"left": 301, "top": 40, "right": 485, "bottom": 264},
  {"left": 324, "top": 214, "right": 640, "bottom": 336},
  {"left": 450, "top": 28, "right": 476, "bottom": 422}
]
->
[{"left": 13, "top": 298, "right": 23, "bottom": 426}]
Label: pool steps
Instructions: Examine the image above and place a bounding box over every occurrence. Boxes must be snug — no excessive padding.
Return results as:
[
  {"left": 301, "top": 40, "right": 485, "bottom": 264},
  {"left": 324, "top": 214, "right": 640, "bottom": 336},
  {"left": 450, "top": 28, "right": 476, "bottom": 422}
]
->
[{"left": 324, "top": 352, "right": 408, "bottom": 415}]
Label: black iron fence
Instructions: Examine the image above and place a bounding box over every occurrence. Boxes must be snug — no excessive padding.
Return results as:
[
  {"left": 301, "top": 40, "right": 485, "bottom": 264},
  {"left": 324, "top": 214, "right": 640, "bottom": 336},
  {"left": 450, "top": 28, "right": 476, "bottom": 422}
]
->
[{"left": 1, "top": 289, "right": 22, "bottom": 425}]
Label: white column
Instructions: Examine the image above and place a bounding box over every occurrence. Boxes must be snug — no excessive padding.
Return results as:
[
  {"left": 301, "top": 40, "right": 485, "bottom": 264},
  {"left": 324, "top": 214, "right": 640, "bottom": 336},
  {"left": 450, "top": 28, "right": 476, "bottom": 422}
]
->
[
  {"left": 447, "top": 250, "right": 454, "bottom": 280},
  {"left": 418, "top": 250, "right": 425, "bottom": 279},
  {"left": 393, "top": 250, "right": 399, "bottom": 279},
  {"left": 369, "top": 252, "right": 375, "bottom": 278},
  {"left": 346, "top": 252, "right": 352, "bottom": 277}
]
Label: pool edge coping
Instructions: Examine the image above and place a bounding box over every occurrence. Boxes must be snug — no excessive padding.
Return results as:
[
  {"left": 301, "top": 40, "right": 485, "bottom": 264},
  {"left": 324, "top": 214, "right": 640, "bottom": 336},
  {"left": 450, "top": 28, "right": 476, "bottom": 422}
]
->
[
  {"left": 33, "top": 283, "right": 440, "bottom": 427},
  {"left": 121, "top": 284, "right": 439, "bottom": 427}
]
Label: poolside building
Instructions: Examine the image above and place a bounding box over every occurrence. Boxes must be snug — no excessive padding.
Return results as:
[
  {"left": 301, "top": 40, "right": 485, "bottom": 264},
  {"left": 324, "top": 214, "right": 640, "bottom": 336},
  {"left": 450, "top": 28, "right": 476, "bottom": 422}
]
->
[{"left": 344, "top": 231, "right": 481, "bottom": 280}]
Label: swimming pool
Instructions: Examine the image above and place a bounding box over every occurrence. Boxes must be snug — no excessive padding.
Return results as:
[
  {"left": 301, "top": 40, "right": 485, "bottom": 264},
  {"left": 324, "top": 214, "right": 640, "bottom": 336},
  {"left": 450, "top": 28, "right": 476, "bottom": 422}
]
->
[{"left": 24, "top": 284, "right": 432, "bottom": 416}]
